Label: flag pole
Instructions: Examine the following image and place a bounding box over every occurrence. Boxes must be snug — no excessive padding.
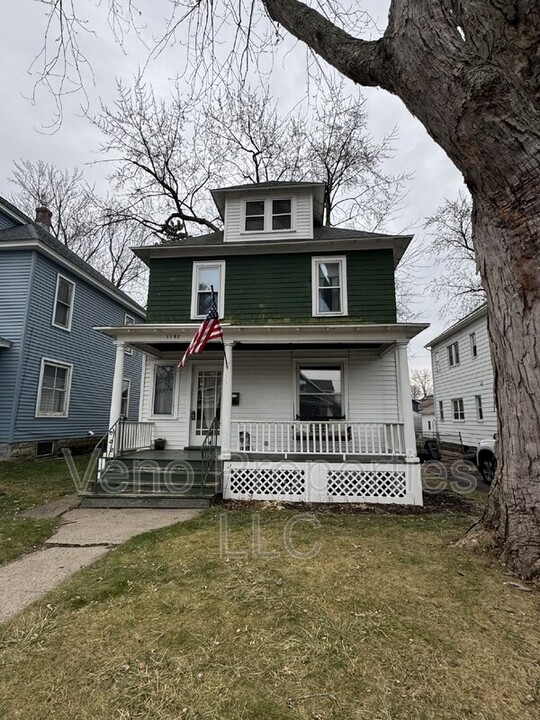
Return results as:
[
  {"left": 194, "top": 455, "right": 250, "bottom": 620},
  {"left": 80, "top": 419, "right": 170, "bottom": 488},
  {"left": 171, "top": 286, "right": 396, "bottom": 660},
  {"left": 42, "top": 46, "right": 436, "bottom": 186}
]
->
[{"left": 211, "top": 285, "right": 228, "bottom": 369}]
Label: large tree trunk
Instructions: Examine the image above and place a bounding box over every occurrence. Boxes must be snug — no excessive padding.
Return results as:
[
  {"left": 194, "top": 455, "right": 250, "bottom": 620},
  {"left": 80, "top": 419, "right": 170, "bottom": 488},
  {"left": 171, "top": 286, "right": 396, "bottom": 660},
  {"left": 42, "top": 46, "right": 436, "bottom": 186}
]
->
[{"left": 262, "top": 0, "right": 540, "bottom": 578}]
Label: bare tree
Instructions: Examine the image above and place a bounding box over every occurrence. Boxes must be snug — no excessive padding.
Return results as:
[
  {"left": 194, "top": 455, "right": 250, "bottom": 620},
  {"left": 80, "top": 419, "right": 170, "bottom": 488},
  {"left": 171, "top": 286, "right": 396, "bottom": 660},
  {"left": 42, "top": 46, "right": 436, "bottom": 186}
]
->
[
  {"left": 410, "top": 368, "right": 433, "bottom": 400},
  {"left": 425, "top": 192, "right": 485, "bottom": 319}
]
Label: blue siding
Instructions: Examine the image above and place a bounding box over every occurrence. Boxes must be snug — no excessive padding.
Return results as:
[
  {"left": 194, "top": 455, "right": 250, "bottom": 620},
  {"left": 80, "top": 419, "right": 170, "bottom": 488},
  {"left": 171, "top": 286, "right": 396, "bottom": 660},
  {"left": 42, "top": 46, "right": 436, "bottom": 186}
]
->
[
  {"left": 0, "top": 211, "right": 17, "bottom": 230},
  {"left": 0, "top": 251, "right": 33, "bottom": 442},
  {"left": 12, "top": 253, "right": 143, "bottom": 442}
]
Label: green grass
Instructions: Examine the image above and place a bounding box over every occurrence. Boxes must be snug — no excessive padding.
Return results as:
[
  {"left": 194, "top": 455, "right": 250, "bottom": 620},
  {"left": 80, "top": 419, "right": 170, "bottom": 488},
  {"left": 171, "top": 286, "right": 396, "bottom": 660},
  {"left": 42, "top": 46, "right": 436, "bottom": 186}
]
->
[
  {"left": 0, "top": 454, "right": 89, "bottom": 564},
  {"left": 0, "top": 505, "right": 539, "bottom": 719}
]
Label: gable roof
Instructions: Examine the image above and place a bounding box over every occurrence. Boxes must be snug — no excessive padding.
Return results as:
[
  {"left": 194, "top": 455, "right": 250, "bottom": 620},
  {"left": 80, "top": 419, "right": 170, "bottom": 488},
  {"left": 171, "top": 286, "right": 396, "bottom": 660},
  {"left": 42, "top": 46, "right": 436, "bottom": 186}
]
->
[
  {"left": 0, "top": 197, "right": 145, "bottom": 317},
  {"left": 425, "top": 304, "right": 487, "bottom": 348},
  {"left": 133, "top": 224, "right": 413, "bottom": 268}
]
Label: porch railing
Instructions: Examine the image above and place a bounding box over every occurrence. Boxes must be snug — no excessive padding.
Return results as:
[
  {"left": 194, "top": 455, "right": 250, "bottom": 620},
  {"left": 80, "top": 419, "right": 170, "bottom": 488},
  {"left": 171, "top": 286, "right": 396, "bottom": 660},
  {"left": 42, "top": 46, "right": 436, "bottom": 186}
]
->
[
  {"left": 106, "top": 419, "right": 155, "bottom": 458},
  {"left": 230, "top": 421, "right": 405, "bottom": 456},
  {"left": 201, "top": 417, "right": 220, "bottom": 489}
]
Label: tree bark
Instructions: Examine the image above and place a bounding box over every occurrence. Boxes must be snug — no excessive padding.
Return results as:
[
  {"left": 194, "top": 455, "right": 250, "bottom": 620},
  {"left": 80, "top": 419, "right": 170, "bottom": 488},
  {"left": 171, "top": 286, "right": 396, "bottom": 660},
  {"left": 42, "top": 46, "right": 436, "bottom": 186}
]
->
[{"left": 262, "top": 0, "right": 540, "bottom": 577}]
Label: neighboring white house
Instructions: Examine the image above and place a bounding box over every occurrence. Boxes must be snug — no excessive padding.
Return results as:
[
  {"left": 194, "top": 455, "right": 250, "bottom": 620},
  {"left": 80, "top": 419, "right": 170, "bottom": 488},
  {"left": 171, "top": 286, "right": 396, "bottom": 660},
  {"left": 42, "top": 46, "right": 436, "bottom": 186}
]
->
[
  {"left": 419, "top": 396, "right": 435, "bottom": 435},
  {"left": 426, "top": 305, "right": 497, "bottom": 448}
]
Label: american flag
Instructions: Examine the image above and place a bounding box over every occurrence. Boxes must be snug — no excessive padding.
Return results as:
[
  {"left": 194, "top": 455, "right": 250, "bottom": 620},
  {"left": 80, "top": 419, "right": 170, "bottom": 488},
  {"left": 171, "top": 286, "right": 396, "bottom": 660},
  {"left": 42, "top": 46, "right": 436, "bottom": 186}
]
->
[{"left": 178, "top": 296, "right": 223, "bottom": 367}]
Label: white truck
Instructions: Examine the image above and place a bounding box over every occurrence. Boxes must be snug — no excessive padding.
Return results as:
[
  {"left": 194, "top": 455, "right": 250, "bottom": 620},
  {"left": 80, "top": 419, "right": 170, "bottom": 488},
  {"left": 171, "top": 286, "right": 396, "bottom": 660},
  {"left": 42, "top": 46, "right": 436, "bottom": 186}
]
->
[{"left": 475, "top": 436, "right": 497, "bottom": 484}]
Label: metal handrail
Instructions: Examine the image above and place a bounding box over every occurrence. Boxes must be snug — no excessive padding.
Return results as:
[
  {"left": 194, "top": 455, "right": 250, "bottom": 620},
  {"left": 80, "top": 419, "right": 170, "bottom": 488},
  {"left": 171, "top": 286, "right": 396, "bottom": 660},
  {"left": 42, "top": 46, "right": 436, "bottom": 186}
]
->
[{"left": 200, "top": 417, "right": 220, "bottom": 490}]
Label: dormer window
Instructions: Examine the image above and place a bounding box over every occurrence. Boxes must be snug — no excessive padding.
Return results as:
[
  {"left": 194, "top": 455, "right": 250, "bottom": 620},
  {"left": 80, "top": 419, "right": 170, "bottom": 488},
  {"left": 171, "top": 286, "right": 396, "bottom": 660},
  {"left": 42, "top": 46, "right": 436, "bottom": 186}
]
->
[{"left": 244, "top": 198, "right": 292, "bottom": 232}]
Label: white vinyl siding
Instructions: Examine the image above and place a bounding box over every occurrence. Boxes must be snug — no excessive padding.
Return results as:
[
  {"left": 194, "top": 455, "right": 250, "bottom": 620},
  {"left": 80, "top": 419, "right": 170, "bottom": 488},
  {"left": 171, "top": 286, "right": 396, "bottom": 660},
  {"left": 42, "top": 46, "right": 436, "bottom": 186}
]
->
[
  {"left": 431, "top": 311, "right": 496, "bottom": 447},
  {"left": 52, "top": 274, "right": 75, "bottom": 331},
  {"left": 35, "top": 358, "right": 73, "bottom": 417},
  {"left": 223, "top": 188, "right": 313, "bottom": 242},
  {"left": 475, "top": 394, "right": 484, "bottom": 421}
]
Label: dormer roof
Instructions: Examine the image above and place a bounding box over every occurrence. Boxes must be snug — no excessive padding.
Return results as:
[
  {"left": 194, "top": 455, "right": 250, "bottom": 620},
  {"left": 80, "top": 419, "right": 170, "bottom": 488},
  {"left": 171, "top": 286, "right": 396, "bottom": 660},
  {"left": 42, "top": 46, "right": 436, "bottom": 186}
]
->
[{"left": 210, "top": 181, "right": 326, "bottom": 223}]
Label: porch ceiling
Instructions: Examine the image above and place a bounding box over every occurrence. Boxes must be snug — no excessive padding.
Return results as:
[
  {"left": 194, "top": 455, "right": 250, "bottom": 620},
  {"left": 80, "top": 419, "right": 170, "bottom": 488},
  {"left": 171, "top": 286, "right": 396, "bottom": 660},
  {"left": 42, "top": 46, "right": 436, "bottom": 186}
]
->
[{"left": 95, "top": 322, "right": 429, "bottom": 358}]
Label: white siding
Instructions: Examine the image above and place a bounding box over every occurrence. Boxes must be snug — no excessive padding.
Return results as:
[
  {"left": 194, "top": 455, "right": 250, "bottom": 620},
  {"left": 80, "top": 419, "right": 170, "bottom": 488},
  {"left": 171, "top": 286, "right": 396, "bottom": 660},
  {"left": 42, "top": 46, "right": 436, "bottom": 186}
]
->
[
  {"left": 422, "top": 413, "right": 436, "bottom": 434},
  {"left": 431, "top": 314, "right": 496, "bottom": 448},
  {"left": 223, "top": 188, "right": 314, "bottom": 243},
  {"left": 140, "top": 348, "right": 400, "bottom": 448}
]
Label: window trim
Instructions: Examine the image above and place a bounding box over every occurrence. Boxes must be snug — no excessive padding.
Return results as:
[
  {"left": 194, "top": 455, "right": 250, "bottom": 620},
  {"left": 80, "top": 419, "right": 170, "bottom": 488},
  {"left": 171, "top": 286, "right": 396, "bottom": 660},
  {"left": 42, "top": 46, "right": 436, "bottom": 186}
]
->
[
  {"left": 190, "top": 260, "right": 226, "bottom": 320},
  {"left": 475, "top": 394, "right": 484, "bottom": 422},
  {"left": 311, "top": 255, "right": 348, "bottom": 317},
  {"left": 35, "top": 357, "right": 73, "bottom": 418},
  {"left": 51, "top": 273, "right": 76, "bottom": 332},
  {"left": 451, "top": 397, "right": 465, "bottom": 421},
  {"left": 470, "top": 332, "right": 478, "bottom": 359},
  {"left": 121, "top": 378, "right": 131, "bottom": 418},
  {"left": 294, "top": 359, "right": 347, "bottom": 421},
  {"left": 150, "top": 362, "right": 178, "bottom": 418},
  {"left": 241, "top": 197, "right": 296, "bottom": 234},
  {"left": 124, "top": 314, "right": 135, "bottom": 355},
  {"left": 439, "top": 400, "right": 445, "bottom": 421},
  {"left": 447, "top": 341, "right": 460, "bottom": 367}
]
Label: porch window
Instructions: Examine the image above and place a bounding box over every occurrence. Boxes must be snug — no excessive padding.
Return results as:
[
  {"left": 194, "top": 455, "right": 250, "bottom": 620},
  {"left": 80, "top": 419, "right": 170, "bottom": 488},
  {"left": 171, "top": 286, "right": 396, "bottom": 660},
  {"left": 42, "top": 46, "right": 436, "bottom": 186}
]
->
[
  {"left": 153, "top": 365, "right": 175, "bottom": 415},
  {"left": 52, "top": 274, "right": 75, "bottom": 331},
  {"left": 312, "top": 256, "right": 348, "bottom": 316},
  {"left": 298, "top": 365, "right": 343, "bottom": 420},
  {"left": 452, "top": 397, "right": 465, "bottom": 421},
  {"left": 36, "top": 359, "right": 72, "bottom": 417},
  {"left": 191, "top": 261, "right": 225, "bottom": 319},
  {"left": 121, "top": 379, "right": 130, "bottom": 418}
]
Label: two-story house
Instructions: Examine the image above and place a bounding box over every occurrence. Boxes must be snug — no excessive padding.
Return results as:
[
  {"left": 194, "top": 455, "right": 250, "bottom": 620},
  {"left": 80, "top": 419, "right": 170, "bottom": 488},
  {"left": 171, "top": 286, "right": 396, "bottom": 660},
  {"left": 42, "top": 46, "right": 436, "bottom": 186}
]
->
[
  {"left": 93, "top": 181, "right": 428, "bottom": 507},
  {"left": 426, "top": 304, "right": 496, "bottom": 448},
  {"left": 0, "top": 196, "right": 145, "bottom": 460}
]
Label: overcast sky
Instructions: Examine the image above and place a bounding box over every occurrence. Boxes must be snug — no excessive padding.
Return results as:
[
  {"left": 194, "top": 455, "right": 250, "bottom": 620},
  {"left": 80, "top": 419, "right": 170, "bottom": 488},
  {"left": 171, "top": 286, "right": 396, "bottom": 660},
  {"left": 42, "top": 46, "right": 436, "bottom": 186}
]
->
[{"left": 0, "top": 1, "right": 467, "bottom": 370}]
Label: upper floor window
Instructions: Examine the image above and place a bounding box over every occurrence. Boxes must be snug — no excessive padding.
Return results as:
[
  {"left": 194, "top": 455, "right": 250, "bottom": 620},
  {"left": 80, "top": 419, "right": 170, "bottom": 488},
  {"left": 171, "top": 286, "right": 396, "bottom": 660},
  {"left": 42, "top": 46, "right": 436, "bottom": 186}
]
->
[
  {"left": 244, "top": 198, "right": 292, "bottom": 232},
  {"left": 52, "top": 275, "right": 75, "bottom": 331},
  {"left": 191, "top": 261, "right": 225, "bottom": 319},
  {"left": 36, "top": 358, "right": 72, "bottom": 417},
  {"left": 312, "top": 256, "right": 348, "bottom": 317},
  {"left": 447, "top": 341, "right": 460, "bottom": 367},
  {"left": 470, "top": 332, "right": 478, "bottom": 358}
]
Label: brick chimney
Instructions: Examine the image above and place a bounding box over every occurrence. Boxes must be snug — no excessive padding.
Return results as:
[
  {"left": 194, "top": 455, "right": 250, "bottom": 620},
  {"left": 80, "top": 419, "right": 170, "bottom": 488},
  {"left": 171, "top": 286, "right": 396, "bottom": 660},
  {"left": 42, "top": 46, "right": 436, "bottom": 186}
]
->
[{"left": 35, "top": 206, "right": 52, "bottom": 229}]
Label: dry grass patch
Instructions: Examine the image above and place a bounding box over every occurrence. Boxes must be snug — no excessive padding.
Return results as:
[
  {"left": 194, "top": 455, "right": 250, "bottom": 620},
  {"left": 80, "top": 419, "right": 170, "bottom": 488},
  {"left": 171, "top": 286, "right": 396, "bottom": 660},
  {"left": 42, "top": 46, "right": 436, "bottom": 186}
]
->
[{"left": 0, "top": 508, "right": 539, "bottom": 719}]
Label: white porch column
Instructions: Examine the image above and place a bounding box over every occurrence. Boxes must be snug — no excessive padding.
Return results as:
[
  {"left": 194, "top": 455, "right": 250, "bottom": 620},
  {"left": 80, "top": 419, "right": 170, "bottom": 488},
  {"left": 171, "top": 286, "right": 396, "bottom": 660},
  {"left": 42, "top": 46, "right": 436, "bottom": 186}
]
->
[
  {"left": 109, "top": 339, "right": 126, "bottom": 429},
  {"left": 219, "top": 342, "right": 234, "bottom": 460},
  {"left": 395, "top": 342, "right": 418, "bottom": 461}
]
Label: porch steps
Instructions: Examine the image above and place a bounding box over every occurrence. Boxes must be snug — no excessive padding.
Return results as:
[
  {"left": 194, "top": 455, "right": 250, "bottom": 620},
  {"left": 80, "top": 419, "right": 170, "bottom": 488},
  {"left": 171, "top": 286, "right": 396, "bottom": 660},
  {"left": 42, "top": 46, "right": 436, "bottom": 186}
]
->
[{"left": 80, "top": 452, "right": 222, "bottom": 509}]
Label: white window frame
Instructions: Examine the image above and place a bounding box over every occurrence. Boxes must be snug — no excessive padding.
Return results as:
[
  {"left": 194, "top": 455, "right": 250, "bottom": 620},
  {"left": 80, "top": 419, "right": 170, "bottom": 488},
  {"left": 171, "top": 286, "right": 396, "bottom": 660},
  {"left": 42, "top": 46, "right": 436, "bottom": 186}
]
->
[
  {"left": 470, "top": 332, "right": 478, "bottom": 358},
  {"left": 475, "top": 394, "right": 484, "bottom": 422},
  {"left": 241, "top": 197, "right": 296, "bottom": 234},
  {"left": 121, "top": 378, "right": 131, "bottom": 418},
  {"left": 124, "top": 314, "right": 135, "bottom": 355},
  {"left": 150, "top": 362, "right": 178, "bottom": 418},
  {"left": 452, "top": 397, "right": 465, "bottom": 421},
  {"left": 51, "top": 274, "right": 76, "bottom": 332},
  {"left": 190, "top": 260, "right": 225, "bottom": 320},
  {"left": 447, "top": 341, "right": 460, "bottom": 367},
  {"left": 294, "top": 359, "right": 347, "bottom": 421},
  {"left": 311, "top": 256, "right": 348, "bottom": 317},
  {"left": 35, "top": 357, "right": 73, "bottom": 418}
]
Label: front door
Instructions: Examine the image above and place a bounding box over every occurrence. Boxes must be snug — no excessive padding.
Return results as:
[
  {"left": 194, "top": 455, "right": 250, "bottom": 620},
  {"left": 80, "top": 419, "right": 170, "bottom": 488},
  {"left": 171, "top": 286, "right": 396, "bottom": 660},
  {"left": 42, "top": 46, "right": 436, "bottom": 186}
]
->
[{"left": 189, "top": 367, "right": 222, "bottom": 446}]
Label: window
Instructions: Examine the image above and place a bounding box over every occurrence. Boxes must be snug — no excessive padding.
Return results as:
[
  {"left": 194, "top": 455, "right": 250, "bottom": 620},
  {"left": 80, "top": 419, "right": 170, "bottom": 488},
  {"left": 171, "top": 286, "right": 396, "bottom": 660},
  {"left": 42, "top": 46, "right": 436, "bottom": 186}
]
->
[
  {"left": 153, "top": 365, "right": 175, "bottom": 415},
  {"left": 298, "top": 365, "right": 343, "bottom": 420},
  {"left": 52, "top": 275, "right": 75, "bottom": 331},
  {"left": 121, "top": 379, "right": 131, "bottom": 418},
  {"left": 36, "top": 359, "right": 72, "bottom": 417},
  {"left": 447, "top": 342, "right": 460, "bottom": 367},
  {"left": 124, "top": 314, "right": 135, "bottom": 355},
  {"left": 475, "top": 394, "right": 484, "bottom": 421},
  {"left": 428, "top": 420, "right": 432, "bottom": 431},
  {"left": 470, "top": 332, "right": 478, "bottom": 358},
  {"left": 452, "top": 398, "right": 465, "bottom": 420},
  {"left": 191, "top": 261, "right": 225, "bottom": 319},
  {"left": 439, "top": 400, "right": 445, "bottom": 421},
  {"left": 244, "top": 198, "right": 293, "bottom": 232},
  {"left": 312, "top": 256, "right": 348, "bottom": 316}
]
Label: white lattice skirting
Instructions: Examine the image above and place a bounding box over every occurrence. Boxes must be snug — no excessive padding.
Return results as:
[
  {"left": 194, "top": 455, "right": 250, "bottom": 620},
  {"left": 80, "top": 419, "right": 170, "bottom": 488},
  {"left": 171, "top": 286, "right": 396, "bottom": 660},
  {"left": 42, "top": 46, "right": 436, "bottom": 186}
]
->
[{"left": 223, "top": 461, "right": 423, "bottom": 505}]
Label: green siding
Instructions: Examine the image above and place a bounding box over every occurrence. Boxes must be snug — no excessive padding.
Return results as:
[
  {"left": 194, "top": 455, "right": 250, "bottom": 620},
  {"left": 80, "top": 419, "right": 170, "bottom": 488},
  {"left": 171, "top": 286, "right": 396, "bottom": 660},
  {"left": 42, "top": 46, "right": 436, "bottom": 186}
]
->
[{"left": 146, "top": 250, "right": 396, "bottom": 324}]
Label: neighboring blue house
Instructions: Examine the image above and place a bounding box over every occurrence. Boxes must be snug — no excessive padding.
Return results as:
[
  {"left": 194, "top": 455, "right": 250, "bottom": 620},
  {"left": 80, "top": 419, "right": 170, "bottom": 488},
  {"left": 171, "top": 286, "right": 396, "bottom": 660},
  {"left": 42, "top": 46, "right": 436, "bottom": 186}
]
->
[{"left": 0, "top": 197, "right": 145, "bottom": 460}]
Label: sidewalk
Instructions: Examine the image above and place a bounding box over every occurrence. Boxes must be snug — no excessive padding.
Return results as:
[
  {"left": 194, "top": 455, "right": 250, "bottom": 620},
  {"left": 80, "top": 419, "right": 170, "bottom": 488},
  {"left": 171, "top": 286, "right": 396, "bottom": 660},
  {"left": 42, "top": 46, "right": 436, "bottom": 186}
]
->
[{"left": 0, "top": 506, "right": 200, "bottom": 624}]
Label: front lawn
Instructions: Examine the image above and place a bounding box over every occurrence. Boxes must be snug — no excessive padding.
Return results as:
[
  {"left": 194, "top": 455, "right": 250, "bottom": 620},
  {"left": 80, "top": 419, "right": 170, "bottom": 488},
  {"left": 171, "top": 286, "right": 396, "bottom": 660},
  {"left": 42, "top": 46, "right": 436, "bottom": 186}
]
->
[
  {"left": 0, "top": 454, "right": 89, "bottom": 564},
  {"left": 0, "top": 504, "right": 539, "bottom": 719}
]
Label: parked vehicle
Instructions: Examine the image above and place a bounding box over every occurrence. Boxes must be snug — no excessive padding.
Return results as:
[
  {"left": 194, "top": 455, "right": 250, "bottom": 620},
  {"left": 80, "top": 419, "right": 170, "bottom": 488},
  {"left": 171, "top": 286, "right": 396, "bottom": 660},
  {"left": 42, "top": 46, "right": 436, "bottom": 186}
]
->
[{"left": 476, "top": 436, "right": 496, "bottom": 484}]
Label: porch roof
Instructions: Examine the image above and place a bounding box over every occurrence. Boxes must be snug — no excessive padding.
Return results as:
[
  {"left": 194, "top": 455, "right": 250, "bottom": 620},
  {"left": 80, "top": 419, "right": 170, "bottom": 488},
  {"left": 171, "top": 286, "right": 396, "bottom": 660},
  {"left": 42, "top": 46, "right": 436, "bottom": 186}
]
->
[{"left": 95, "top": 322, "right": 429, "bottom": 357}]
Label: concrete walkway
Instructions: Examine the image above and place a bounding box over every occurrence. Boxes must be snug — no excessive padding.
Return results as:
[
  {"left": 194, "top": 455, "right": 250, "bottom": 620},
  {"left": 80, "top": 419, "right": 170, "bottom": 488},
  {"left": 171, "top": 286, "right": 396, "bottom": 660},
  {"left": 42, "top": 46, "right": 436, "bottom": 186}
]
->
[{"left": 0, "top": 507, "right": 200, "bottom": 624}]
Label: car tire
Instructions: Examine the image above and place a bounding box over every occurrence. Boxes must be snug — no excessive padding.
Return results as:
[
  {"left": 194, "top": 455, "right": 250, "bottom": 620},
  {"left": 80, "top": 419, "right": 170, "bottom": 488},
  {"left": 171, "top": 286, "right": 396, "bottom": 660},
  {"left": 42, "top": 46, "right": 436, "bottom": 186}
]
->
[{"left": 479, "top": 453, "right": 496, "bottom": 485}]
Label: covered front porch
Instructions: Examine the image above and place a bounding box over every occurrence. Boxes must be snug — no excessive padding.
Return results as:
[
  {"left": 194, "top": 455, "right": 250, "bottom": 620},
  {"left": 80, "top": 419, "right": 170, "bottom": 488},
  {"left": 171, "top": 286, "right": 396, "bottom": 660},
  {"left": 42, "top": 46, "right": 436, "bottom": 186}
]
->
[{"left": 94, "top": 322, "right": 427, "bottom": 506}]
